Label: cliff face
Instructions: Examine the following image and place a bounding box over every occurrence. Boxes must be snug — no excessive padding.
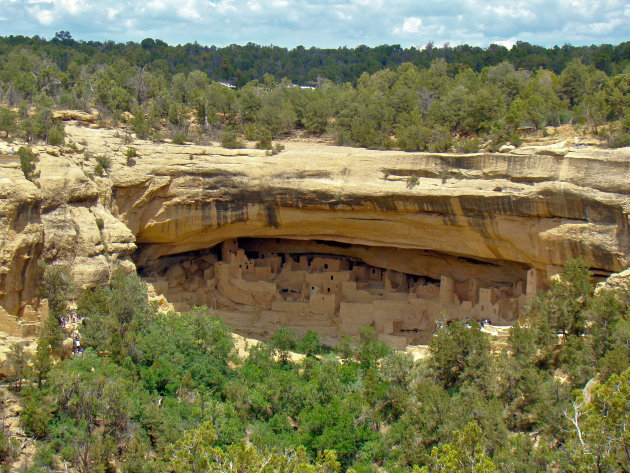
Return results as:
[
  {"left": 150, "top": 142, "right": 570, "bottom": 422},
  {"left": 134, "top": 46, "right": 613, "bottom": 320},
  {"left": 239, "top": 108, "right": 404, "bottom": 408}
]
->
[
  {"left": 0, "top": 140, "right": 136, "bottom": 320},
  {"left": 0, "top": 157, "right": 42, "bottom": 316},
  {"left": 105, "top": 135, "right": 630, "bottom": 277},
  {"left": 1, "top": 121, "right": 629, "bottom": 343}
]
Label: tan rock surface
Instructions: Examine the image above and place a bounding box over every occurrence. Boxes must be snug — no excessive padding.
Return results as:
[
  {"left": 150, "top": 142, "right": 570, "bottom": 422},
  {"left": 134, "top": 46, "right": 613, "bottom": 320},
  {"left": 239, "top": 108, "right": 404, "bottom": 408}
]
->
[
  {"left": 0, "top": 158, "right": 43, "bottom": 315},
  {"left": 0, "top": 142, "right": 136, "bottom": 318},
  {"left": 2, "top": 120, "right": 630, "bottom": 339},
  {"left": 65, "top": 122, "right": 628, "bottom": 278}
]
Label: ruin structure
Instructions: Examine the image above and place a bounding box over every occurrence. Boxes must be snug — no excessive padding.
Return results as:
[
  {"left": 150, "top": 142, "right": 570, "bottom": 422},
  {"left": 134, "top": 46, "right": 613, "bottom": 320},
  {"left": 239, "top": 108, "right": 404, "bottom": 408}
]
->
[
  {"left": 142, "top": 238, "right": 537, "bottom": 347},
  {"left": 2, "top": 123, "right": 630, "bottom": 345}
]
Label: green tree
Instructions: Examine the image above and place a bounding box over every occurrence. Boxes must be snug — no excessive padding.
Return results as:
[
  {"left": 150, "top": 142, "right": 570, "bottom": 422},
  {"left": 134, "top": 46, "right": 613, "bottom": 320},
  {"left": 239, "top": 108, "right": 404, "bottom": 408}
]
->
[
  {"left": 7, "top": 343, "right": 29, "bottom": 391},
  {"left": 567, "top": 368, "right": 630, "bottom": 472},
  {"left": 18, "top": 146, "right": 39, "bottom": 181},
  {"left": 0, "top": 108, "right": 17, "bottom": 139},
  {"left": 170, "top": 421, "right": 340, "bottom": 473},
  {"left": 38, "top": 263, "right": 73, "bottom": 354},
  {"left": 529, "top": 258, "right": 592, "bottom": 340},
  {"left": 270, "top": 326, "right": 298, "bottom": 363},
  {"left": 419, "top": 422, "right": 497, "bottom": 473},
  {"left": 428, "top": 321, "right": 491, "bottom": 391}
]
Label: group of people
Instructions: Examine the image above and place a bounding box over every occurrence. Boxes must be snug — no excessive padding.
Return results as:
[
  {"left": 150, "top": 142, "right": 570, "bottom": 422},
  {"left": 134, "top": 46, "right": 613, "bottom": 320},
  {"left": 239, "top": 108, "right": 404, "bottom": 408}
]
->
[
  {"left": 57, "top": 310, "right": 85, "bottom": 355},
  {"left": 72, "top": 330, "right": 83, "bottom": 356},
  {"left": 435, "top": 317, "right": 492, "bottom": 331},
  {"left": 57, "top": 310, "right": 82, "bottom": 328}
]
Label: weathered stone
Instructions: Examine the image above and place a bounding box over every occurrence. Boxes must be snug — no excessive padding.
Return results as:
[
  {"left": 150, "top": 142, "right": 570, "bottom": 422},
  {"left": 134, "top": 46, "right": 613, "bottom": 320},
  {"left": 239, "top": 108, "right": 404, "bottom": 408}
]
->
[{"left": 1, "top": 122, "right": 630, "bottom": 348}]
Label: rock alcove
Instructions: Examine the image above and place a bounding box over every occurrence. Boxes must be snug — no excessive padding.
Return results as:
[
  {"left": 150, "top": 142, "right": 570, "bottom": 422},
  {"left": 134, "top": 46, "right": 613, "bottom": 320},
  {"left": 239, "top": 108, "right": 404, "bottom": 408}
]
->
[{"left": 137, "top": 237, "right": 536, "bottom": 347}]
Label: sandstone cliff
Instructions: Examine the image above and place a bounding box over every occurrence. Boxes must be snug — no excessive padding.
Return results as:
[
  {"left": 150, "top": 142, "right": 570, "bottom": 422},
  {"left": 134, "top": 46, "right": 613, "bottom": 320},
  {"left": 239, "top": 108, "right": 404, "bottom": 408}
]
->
[{"left": 0, "top": 120, "right": 629, "bottom": 343}]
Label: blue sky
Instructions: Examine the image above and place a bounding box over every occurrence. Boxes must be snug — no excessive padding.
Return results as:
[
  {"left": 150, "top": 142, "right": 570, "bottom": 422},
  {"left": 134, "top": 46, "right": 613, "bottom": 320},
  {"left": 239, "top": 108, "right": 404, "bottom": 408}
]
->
[{"left": 0, "top": 0, "right": 628, "bottom": 48}]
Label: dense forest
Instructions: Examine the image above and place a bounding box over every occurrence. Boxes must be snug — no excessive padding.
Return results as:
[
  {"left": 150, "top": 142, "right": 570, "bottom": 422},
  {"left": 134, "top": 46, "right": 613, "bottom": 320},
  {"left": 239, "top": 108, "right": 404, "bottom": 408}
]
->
[
  {"left": 0, "top": 35, "right": 630, "bottom": 153},
  {"left": 1, "top": 259, "right": 629, "bottom": 472}
]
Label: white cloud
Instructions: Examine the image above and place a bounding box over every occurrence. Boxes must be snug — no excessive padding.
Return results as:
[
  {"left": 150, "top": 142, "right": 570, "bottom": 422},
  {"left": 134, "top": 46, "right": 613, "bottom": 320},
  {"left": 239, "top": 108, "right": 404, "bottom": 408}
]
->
[
  {"left": 393, "top": 16, "right": 422, "bottom": 35},
  {"left": 29, "top": 6, "right": 54, "bottom": 24},
  {"left": 247, "top": 0, "right": 261, "bottom": 12},
  {"left": 58, "top": 0, "right": 86, "bottom": 15},
  {"left": 588, "top": 18, "right": 623, "bottom": 34},
  {"left": 146, "top": 0, "right": 168, "bottom": 10},
  {"left": 106, "top": 6, "right": 120, "bottom": 19},
  {"left": 177, "top": 0, "right": 201, "bottom": 20},
  {"left": 208, "top": 0, "right": 237, "bottom": 14},
  {"left": 494, "top": 38, "right": 517, "bottom": 48}
]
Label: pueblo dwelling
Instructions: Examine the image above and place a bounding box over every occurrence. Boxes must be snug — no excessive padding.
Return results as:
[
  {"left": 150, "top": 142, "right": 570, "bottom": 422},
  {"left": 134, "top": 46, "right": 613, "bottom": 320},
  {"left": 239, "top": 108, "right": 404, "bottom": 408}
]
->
[{"left": 141, "top": 238, "right": 544, "bottom": 348}]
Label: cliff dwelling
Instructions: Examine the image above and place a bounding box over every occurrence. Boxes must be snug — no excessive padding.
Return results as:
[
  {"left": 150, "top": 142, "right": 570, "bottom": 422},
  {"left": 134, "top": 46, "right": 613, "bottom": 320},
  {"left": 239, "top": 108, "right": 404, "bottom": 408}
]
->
[
  {"left": 138, "top": 237, "right": 538, "bottom": 347},
  {"left": 3, "top": 126, "right": 629, "bottom": 347}
]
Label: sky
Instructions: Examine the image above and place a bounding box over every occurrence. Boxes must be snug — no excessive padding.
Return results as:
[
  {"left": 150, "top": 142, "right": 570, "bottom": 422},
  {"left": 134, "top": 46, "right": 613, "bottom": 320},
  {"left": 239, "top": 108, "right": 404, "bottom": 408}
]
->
[{"left": 0, "top": 0, "right": 628, "bottom": 49}]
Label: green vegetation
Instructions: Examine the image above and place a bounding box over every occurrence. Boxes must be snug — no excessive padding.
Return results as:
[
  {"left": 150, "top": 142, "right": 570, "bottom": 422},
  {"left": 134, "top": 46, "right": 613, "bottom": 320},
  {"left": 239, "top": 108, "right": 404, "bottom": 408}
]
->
[
  {"left": 17, "top": 146, "right": 39, "bottom": 181},
  {"left": 0, "top": 36, "right": 629, "bottom": 151},
  {"left": 5, "top": 259, "right": 628, "bottom": 472}
]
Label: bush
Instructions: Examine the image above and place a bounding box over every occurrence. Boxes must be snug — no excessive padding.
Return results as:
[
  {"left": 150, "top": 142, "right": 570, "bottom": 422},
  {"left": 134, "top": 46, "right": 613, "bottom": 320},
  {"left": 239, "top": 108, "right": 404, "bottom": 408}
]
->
[
  {"left": 18, "top": 146, "right": 39, "bottom": 180},
  {"left": 396, "top": 124, "right": 432, "bottom": 151},
  {"left": 0, "top": 429, "right": 18, "bottom": 466},
  {"left": 509, "top": 132, "right": 523, "bottom": 147},
  {"left": 131, "top": 109, "right": 151, "bottom": 139},
  {"left": 406, "top": 175, "right": 419, "bottom": 189},
  {"left": 429, "top": 127, "right": 453, "bottom": 153},
  {"left": 171, "top": 133, "right": 188, "bottom": 145},
  {"left": 95, "top": 154, "right": 111, "bottom": 173},
  {"left": 0, "top": 107, "right": 17, "bottom": 139},
  {"left": 271, "top": 143, "right": 284, "bottom": 155},
  {"left": 456, "top": 137, "right": 481, "bottom": 153},
  {"left": 221, "top": 130, "right": 243, "bottom": 149},
  {"left": 243, "top": 123, "right": 259, "bottom": 141},
  {"left": 255, "top": 128, "right": 273, "bottom": 150},
  {"left": 125, "top": 147, "right": 137, "bottom": 165},
  {"left": 95, "top": 217, "right": 104, "bottom": 231},
  {"left": 46, "top": 123, "right": 65, "bottom": 145},
  {"left": 429, "top": 139, "right": 452, "bottom": 153},
  {"left": 609, "top": 132, "right": 630, "bottom": 148},
  {"left": 94, "top": 163, "right": 104, "bottom": 176}
]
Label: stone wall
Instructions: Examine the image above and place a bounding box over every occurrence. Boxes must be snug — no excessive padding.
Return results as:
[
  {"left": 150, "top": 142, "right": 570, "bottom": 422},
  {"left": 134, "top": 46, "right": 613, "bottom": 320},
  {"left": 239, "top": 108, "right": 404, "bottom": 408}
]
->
[{"left": 143, "top": 238, "right": 534, "bottom": 346}]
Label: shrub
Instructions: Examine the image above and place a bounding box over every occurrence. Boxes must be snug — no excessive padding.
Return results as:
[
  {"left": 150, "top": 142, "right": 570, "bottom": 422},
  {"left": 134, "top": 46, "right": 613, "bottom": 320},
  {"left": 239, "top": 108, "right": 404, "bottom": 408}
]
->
[
  {"left": 221, "top": 130, "right": 243, "bottom": 149},
  {"left": 171, "top": 133, "right": 188, "bottom": 145},
  {"left": 46, "top": 123, "right": 65, "bottom": 145},
  {"left": 0, "top": 429, "right": 18, "bottom": 465},
  {"left": 271, "top": 143, "right": 284, "bottom": 155},
  {"left": 396, "top": 124, "right": 432, "bottom": 151},
  {"left": 0, "top": 107, "right": 17, "bottom": 139},
  {"left": 95, "top": 154, "right": 111, "bottom": 173},
  {"left": 95, "top": 217, "right": 104, "bottom": 231},
  {"left": 18, "top": 146, "right": 39, "bottom": 181},
  {"left": 429, "top": 127, "right": 453, "bottom": 153},
  {"left": 456, "top": 137, "right": 481, "bottom": 153},
  {"left": 243, "top": 123, "right": 259, "bottom": 141},
  {"left": 125, "top": 147, "right": 137, "bottom": 165},
  {"left": 609, "top": 132, "right": 630, "bottom": 148},
  {"left": 94, "top": 163, "right": 104, "bottom": 176},
  {"left": 255, "top": 128, "right": 272, "bottom": 150},
  {"left": 509, "top": 132, "right": 523, "bottom": 147},
  {"left": 406, "top": 174, "right": 419, "bottom": 189},
  {"left": 429, "top": 139, "right": 452, "bottom": 153}
]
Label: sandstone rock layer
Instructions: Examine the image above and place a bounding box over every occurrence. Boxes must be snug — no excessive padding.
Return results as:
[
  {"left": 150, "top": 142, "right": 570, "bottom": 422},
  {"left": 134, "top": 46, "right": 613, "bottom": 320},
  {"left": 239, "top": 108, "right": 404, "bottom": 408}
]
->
[{"left": 1, "top": 122, "right": 630, "bottom": 344}]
